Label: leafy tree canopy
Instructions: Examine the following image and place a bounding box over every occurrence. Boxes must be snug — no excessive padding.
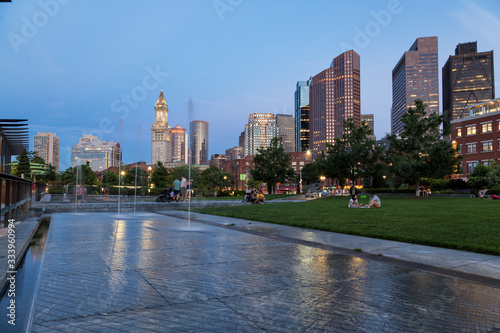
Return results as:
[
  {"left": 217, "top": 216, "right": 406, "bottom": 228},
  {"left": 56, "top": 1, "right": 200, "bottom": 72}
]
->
[
  {"left": 386, "top": 100, "right": 461, "bottom": 193},
  {"left": 250, "top": 137, "right": 295, "bottom": 194}
]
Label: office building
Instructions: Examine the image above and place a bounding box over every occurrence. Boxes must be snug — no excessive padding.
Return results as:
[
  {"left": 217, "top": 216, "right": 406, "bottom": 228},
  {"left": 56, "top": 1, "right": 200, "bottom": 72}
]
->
[
  {"left": 71, "top": 134, "right": 121, "bottom": 172},
  {"left": 33, "top": 132, "right": 60, "bottom": 172},
  {"left": 190, "top": 120, "right": 209, "bottom": 165},
  {"left": 226, "top": 146, "right": 245, "bottom": 160},
  {"left": 151, "top": 91, "right": 172, "bottom": 165},
  {"left": 171, "top": 125, "right": 188, "bottom": 163},
  {"left": 361, "top": 114, "right": 376, "bottom": 141},
  {"left": 295, "top": 79, "right": 312, "bottom": 151},
  {"left": 451, "top": 98, "right": 500, "bottom": 178},
  {"left": 276, "top": 114, "right": 296, "bottom": 152},
  {"left": 391, "top": 37, "right": 439, "bottom": 134},
  {"left": 443, "top": 42, "right": 495, "bottom": 127},
  {"left": 310, "top": 50, "right": 361, "bottom": 158},
  {"left": 244, "top": 113, "right": 279, "bottom": 156},
  {"left": 210, "top": 154, "right": 226, "bottom": 169}
]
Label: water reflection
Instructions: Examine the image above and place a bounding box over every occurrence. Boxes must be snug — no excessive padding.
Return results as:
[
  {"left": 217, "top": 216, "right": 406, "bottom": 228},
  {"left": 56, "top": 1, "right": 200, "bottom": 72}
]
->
[{"left": 0, "top": 221, "right": 50, "bottom": 333}]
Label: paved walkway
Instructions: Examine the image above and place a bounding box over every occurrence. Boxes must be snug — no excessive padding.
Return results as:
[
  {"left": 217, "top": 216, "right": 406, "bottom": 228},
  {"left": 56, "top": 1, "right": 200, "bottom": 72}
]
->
[{"left": 2, "top": 212, "right": 500, "bottom": 332}]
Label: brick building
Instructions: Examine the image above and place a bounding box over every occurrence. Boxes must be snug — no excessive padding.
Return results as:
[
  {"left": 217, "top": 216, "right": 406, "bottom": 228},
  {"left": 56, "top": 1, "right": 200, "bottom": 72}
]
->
[{"left": 451, "top": 98, "right": 500, "bottom": 178}]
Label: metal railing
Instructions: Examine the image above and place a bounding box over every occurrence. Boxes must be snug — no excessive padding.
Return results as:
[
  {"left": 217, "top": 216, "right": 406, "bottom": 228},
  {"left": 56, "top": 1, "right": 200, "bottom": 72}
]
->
[{"left": 1, "top": 173, "right": 33, "bottom": 227}]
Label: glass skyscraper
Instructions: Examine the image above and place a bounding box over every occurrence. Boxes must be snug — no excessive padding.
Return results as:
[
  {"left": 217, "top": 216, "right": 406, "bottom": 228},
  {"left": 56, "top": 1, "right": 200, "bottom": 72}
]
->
[
  {"left": 244, "top": 113, "right": 279, "bottom": 156},
  {"left": 391, "top": 37, "right": 439, "bottom": 134},
  {"left": 294, "top": 79, "right": 311, "bottom": 152},
  {"left": 190, "top": 120, "right": 209, "bottom": 165}
]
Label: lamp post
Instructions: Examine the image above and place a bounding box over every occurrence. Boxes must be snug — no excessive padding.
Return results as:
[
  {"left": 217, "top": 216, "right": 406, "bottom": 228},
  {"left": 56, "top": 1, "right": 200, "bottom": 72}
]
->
[{"left": 148, "top": 166, "right": 152, "bottom": 195}]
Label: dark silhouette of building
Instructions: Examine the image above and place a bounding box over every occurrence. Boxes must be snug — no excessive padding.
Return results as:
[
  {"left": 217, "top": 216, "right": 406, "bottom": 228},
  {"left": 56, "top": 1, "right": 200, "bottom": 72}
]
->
[{"left": 443, "top": 42, "right": 495, "bottom": 127}]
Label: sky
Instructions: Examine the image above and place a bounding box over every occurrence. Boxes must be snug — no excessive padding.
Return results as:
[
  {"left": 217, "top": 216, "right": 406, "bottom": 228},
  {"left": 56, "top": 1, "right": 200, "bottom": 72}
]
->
[{"left": 1, "top": 0, "right": 500, "bottom": 171}]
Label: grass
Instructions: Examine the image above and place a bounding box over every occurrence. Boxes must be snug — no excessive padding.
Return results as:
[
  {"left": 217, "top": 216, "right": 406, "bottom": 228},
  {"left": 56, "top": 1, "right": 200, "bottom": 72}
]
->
[{"left": 194, "top": 196, "right": 500, "bottom": 256}]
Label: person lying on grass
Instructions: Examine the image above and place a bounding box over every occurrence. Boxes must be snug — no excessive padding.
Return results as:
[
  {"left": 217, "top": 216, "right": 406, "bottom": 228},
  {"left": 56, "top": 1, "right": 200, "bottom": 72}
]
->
[{"left": 365, "top": 193, "right": 381, "bottom": 208}]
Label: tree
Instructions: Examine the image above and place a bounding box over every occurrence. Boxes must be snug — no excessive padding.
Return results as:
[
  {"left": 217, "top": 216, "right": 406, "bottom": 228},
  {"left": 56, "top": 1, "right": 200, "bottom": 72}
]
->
[
  {"left": 101, "top": 170, "right": 119, "bottom": 186},
  {"left": 386, "top": 100, "right": 461, "bottom": 195},
  {"left": 15, "top": 148, "right": 31, "bottom": 179},
  {"left": 151, "top": 162, "right": 169, "bottom": 189},
  {"left": 124, "top": 168, "right": 148, "bottom": 187},
  {"left": 316, "top": 118, "right": 383, "bottom": 194},
  {"left": 60, "top": 162, "right": 98, "bottom": 186},
  {"left": 199, "top": 165, "right": 233, "bottom": 193},
  {"left": 250, "top": 137, "right": 295, "bottom": 194},
  {"left": 300, "top": 162, "right": 320, "bottom": 185}
]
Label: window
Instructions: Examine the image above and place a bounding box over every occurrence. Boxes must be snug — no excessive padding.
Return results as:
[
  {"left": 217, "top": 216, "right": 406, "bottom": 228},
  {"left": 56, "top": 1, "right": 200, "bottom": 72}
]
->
[
  {"left": 457, "top": 128, "right": 462, "bottom": 137},
  {"left": 457, "top": 144, "right": 462, "bottom": 154},
  {"left": 482, "top": 122, "right": 492, "bottom": 133},
  {"left": 467, "top": 143, "right": 476, "bottom": 154},
  {"left": 466, "top": 126, "right": 476, "bottom": 135},
  {"left": 482, "top": 141, "right": 493, "bottom": 152},
  {"left": 467, "top": 161, "right": 478, "bottom": 174}
]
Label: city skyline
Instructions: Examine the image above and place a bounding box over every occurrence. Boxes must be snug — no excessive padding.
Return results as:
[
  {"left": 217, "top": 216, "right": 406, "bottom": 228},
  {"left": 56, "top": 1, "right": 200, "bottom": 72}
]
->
[{"left": 2, "top": 1, "right": 500, "bottom": 170}]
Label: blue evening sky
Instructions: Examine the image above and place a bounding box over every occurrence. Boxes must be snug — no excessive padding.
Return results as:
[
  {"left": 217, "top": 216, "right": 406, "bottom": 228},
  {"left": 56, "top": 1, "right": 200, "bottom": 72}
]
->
[{"left": 1, "top": 0, "right": 499, "bottom": 170}]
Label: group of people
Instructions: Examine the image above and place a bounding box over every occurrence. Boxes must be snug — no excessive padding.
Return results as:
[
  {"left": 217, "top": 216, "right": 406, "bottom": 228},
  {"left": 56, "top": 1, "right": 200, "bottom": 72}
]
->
[
  {"left": 245, "top": 188, "right": 265, "bottom": 204},
  {"left": 172, "top": 177, "right": 191, "bottom": 202},
  {"left": 348, "top": 193, "right": 381, "bottom": 208},
  {"left": 418, "top": 186, "right": 432, "bottom": 197}
]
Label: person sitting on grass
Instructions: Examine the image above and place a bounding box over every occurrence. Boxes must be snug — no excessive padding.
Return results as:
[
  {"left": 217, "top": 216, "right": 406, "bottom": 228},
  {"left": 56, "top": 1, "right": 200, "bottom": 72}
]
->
[
  {"left": 256, "top": 189, "right": 265, "bottom": 204},
  {"left": 365, "top": 193, "right": 381, "bottom": 208},
  {"left": 348, "top": 194, "right": 361, "bottom": 208}
]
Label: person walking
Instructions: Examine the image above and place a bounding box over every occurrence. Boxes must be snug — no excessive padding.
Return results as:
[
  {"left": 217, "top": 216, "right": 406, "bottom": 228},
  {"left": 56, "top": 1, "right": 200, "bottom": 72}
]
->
[
  {"left": 180, "top": 176, "right": 188, "bottom": 202},
  {"left": 172, "top": 177, "right": 181, "bottom": 202}
]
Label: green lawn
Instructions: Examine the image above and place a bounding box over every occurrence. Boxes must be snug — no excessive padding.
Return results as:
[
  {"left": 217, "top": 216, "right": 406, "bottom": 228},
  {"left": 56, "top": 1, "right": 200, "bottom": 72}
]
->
[{"left": 194, "top": 196, "right": 500, "bottom": 256}]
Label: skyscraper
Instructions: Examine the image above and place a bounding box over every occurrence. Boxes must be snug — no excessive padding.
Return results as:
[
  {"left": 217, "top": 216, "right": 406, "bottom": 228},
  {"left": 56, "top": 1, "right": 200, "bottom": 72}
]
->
[
  {"left": 294, "top": 79, "right": 311, "bottom": 151},
  {"left": 71, "top": 134, "right": 121, "bottom": 171},
  {"left": 151, "top": 91, "right": 172, "bottom": 165},
  {"left": 190, "top": 120, "right": 209, "bottom": 165},
  {"left": 171, "top": 125, "right": 188, "bottom": 164},
  {"left": 276, "top": 114, "right": 296, "bottom": 153},
  {"left": 33, "top": 132, "right": 60, "bottom": 172},
  {"left": 361, "top": 114, "right": 376, "bottom": 141},
  {"left": 310, "top": 50, "right": 361, "bottom": 158},
  {"left": 391, "top": 37, "right": 439, "bottom": 134},
  {"left": 443, "top": 42, "right": 495, "bottom": 127},
  {"left": 244, "top": 113, "right": 279, "bottom": 156}
]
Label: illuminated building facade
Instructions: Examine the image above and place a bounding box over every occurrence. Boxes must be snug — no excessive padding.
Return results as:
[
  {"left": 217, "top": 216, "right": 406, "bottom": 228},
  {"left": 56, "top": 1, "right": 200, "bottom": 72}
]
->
[
  {"left": 391, "top": 37, "right": 439, "bottom": 134},
  {"left": 310, "top": 50, "right": 361, "bottom": 158},
  {"left": 451, "top": 98, "right": 500, "bottom": 177},
  {"left": 244, "top": 113, "right": 279, "bottom": 156},
  {"left": 151, "top": 91, "right": 172, "bottom": 165},
  {"left": 294, "top": 79, "right": 311, "bottom": 151}
]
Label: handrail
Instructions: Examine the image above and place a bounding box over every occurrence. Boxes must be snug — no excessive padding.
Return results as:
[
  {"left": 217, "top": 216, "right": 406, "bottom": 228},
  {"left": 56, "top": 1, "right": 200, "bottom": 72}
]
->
[{"left": 1, "top": 173, "right": 33, "bottom": 227}]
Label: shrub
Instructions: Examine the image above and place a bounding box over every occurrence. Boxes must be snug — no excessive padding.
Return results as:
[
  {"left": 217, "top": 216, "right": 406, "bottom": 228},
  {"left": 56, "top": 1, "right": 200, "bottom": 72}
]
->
[
  {"left": 486, "top": 188, "right": 500, "bottom": 195},
  {"left": 362, "top": 188, "right": 415, "bottom": 194},
  {"left": 430, "top": 179, "right": 450, "bottom": 191},
  {"left": 48, "top": 186, "right": 64, "bottom": 194},
  {"left": 439, "top": 189, "right": 456, "bottom": 194}
]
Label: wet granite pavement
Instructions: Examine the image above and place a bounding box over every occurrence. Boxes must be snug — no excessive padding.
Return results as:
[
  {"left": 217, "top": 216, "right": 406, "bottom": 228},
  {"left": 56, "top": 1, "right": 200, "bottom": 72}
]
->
[{"left": 25, "top": 212, "right": 500, "bottom": 332}]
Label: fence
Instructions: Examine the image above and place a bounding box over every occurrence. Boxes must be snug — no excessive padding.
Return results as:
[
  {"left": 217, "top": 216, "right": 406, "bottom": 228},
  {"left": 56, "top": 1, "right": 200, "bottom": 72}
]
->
[{"left": 1, "top": 173, "right": 34, "bottom": 227}]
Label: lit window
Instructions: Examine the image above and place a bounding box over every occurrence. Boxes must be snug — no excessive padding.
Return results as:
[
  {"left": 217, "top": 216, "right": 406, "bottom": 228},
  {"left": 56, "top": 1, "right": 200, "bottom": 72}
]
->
[
  {"left": 466, "top": 126, "right": 476, "bottom": 135},
  {"left": 482, "top": 141, "right": 493, "bottom": 152},
  {"left": 457, "top": 128, "right": 462, "bottom": 137},
  {"left": 482, "top": 123, "right": 492, "bottom": 133}
]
